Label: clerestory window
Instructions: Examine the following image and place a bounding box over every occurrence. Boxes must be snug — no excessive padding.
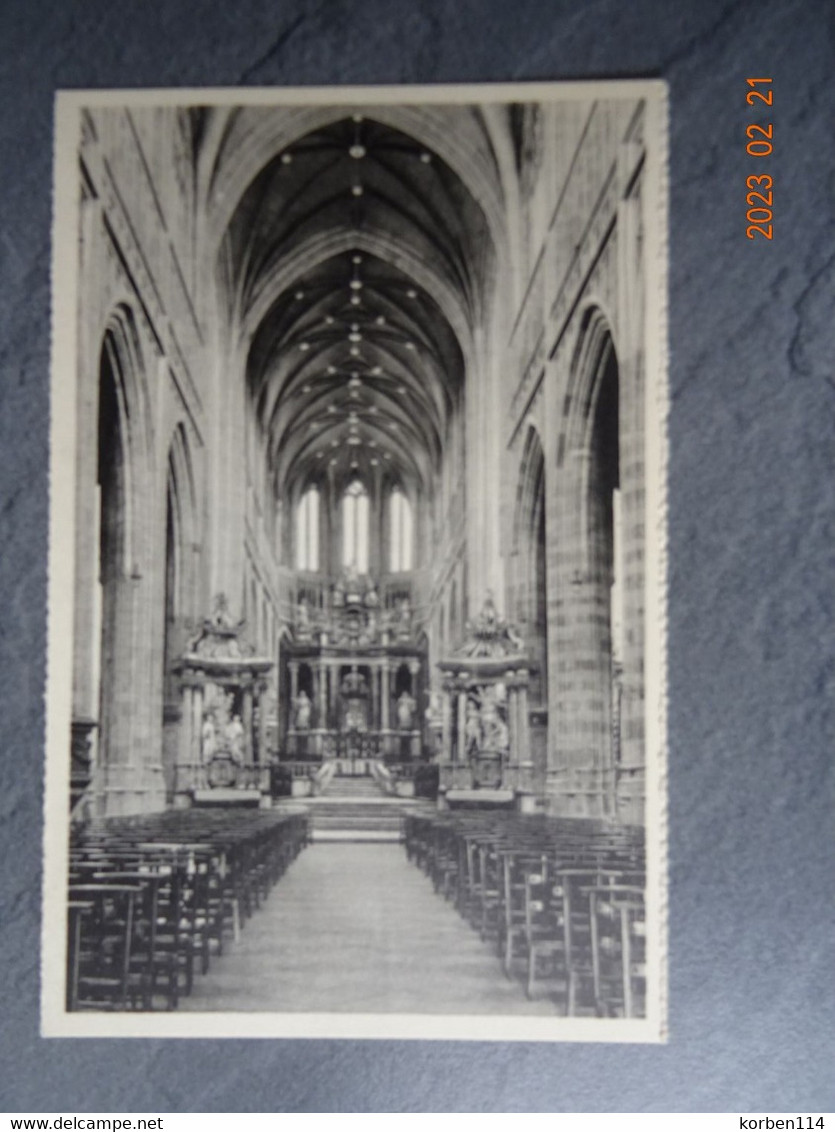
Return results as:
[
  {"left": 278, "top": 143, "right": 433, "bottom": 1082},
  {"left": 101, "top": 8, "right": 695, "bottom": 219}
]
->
[
  {"left": 389, "top": 488, "right": 413, "bottom": 572},
  {"left": 342, "top": 479, "right": 369, "bottom": 573},
  {"left": 296, "top": 487, "right": 319, "bottom": 571}
]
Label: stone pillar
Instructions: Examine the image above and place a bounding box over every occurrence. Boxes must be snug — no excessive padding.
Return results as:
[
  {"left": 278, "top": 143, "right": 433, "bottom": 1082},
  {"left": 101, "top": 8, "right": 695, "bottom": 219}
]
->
[
  {"left": 174, "top": 683, "right": 193, "bottom": 802},
  {"left": 241, "top": 687, "right": 254, "bottom": 764},
  {"left": 516, "top": 671, "right": 531, "bottom": 764},
  {"left": 546, "top": 444, "right": 614, "bottom": 818},
  {"left": 325, "top": 663, "right": 333, "bottom": 730},
  {"left": 381, "top": 661, "right": 390, "bottom": 730},
  {"left": 316, "top": 662, "right": 327, "bottom": 725},
  {"left": 289, "top": 662, "right": 299, "bottom": 702},
  {"left": 256, "top": 683, "right": 267, "bottom": 766},
  {"left": 507, "top": 685, "right": 519, "bottom": 762},
  {"left": 442, "top": 684, "right": 453, "bottom": 761},
  {"left": 615, "top": 182, "right": 646, "bottom": 824},
  {"left": 177, "top": 679, "right": 202, "bottom": 796},
  {"left": 457, "top": 689, "right": 467, "bottom": 766}
]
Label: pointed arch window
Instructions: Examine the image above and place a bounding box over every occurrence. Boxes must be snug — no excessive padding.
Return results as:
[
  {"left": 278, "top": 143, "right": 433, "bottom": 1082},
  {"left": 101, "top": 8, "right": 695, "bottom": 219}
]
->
[
  {"left": 342, "top": 479, "right": 369, "bottom": 573},
  {"left": 389, "top": 488, "right": 413, "bottom": 572},
  {"left": 296, "top": 487, "right": 319, "bottom": 571}
]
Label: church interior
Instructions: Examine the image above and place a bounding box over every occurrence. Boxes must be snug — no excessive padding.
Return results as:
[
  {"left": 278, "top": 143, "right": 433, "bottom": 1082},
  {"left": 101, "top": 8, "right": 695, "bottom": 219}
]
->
[{"left": 62, "top": 91, "right": 659, "bottom": 1024}]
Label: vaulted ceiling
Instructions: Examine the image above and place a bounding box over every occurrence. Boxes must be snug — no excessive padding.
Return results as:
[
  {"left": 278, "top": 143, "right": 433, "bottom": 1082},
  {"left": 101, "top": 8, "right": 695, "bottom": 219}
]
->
[{"left": 215, "top": 112, "right": 499, "bottom": 500}]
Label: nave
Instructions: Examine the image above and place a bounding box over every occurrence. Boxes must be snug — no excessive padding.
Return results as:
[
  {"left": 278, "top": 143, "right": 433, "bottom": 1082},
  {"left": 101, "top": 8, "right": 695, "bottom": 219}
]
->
[
  {"left": 68, "top": 796, "right": 646, "bottom": 1018},
  {"left": 59, "top": 92, "right": 659, "bottom": 1028},
  {"left": 181, "top": 841, "right": 556, "bottom": 1016}
]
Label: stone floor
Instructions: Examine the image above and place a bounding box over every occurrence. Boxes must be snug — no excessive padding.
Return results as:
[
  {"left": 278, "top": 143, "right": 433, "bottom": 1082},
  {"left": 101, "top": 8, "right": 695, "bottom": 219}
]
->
[{"left": 182, "top": 842, "right": 556, "bottom": 1015}]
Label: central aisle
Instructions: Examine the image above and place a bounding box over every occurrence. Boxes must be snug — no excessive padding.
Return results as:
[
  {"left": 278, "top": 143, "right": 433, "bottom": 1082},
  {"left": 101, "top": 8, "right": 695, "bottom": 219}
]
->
[{"left": 183, "top": 842, "right": 555, "bottom": 1015}]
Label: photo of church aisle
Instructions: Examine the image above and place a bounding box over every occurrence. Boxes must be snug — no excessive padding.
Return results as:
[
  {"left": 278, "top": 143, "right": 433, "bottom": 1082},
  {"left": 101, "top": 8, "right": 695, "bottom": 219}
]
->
[
  {"left": 69, "top": 794, "right": 645, "bottom": 1017},
  {"left": 47, "top": 83, "right": 666, "bottom": 1037}
]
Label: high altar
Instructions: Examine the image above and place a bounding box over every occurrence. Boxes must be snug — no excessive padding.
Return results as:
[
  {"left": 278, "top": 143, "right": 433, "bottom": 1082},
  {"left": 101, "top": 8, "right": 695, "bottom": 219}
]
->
[{"left": 281, "top": 569, "right": 426, "bottom": 775}]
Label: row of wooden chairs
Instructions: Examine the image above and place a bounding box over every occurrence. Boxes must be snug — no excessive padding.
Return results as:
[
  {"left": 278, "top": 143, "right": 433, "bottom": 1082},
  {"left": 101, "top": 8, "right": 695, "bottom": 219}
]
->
[
  {"left": 404, "top": 810, "right": 646, "bottom": 1018},
  {"left": 67, "top": 808, "right": 310, "bottom": 1011}
]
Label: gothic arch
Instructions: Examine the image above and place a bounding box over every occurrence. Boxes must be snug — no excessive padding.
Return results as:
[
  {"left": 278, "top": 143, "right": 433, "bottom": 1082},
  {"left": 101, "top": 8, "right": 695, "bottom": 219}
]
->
[
  {"left": 201, "top": 104, "right": 508, "bottom": 265},
  {"left": 94, "top": 304, "right": 156, "bottom": 812},
  {"left": 513, "top": 424, "right": 547, "bottom": 705},
  {"left": 161, "top": 422, "right": 200, "bottom": 800},
  {"left": 164, "top": 421, "right": 200, "bottom": 623},
  {"left": 562, "top": 304, "right": 622, "bottom": 807}
]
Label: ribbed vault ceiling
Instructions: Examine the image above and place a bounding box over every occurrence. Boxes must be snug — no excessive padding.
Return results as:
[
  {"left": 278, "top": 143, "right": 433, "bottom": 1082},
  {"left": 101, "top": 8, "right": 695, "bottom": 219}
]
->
[{"left": 221, "top": 115, "right": 495, "bottom": 498}]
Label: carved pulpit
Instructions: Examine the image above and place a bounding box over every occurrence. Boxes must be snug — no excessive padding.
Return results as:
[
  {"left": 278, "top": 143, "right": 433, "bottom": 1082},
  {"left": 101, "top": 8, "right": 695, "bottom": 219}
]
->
[
  {"left": 172, "top": 594, "right": 273, "bottom": 803},
  {"left": 436, "top": 593, "right": 534, "bottom": 807}
]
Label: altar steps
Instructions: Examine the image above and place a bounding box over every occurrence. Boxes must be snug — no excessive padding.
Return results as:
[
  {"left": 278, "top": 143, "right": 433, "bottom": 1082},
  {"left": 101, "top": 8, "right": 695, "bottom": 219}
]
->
[
  {"left": 323, "top": 775, "right": 387, "bottom": 799},
  {"left": 303, "top": 776, "right": 423, "bottom": 842}
]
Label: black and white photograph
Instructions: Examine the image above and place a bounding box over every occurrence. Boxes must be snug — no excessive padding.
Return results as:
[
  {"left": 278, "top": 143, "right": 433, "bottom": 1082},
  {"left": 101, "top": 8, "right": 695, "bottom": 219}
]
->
[{"left": 43, "top": 82, "right": 668, "bottom": 1041}]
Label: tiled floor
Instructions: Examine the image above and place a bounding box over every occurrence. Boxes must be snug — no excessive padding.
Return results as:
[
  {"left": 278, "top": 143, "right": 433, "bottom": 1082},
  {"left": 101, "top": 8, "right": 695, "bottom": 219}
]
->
[{"left": 182, "top": 842, "right": 556, "bottom": 1015}]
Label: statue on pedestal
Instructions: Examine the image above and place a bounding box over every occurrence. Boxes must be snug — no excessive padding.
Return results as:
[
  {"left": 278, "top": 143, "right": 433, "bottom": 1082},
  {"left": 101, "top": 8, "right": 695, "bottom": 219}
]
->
[
  {"left": 226, "top": 713, "right": 245, "bottom": 763},
  {"left": 480, "top": 696, "right": 509, "bottom": 753},
  {"left": 294, "top": 689, "right": 312, "bottom": 730},
  {"left": 201, "top": 712, "right": 217, "bottom": 761},
  {"left": 465, "top": 698, "right": 482, "bottom": 757},
  {"left": 396, "top": 690, "right": 416, "bottom": 731}
]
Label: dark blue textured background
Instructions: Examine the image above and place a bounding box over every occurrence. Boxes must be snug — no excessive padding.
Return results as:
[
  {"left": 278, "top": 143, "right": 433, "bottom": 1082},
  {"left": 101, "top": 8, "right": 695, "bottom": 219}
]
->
[{"left": 1, "top": 0, "right": 833, "bottom": 1112}]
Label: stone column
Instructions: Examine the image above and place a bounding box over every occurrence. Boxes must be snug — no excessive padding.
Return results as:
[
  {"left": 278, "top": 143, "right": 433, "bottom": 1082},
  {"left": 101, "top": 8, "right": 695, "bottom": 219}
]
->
[
  {"left": 325, "top": 663, "right": 333, "bottom": 730},
  {"left": 256, "top": 683, "right": 267, "bottom": 766},
  {"left": 457, "top": 689, "right": 468, "bottom": 766},
  {"left": 615, "top": 181, "right": 646, "bottom": 824},
  {"left": 381, "top": 660, "right": 390, "bottom": 730},
  {"left": 507, "top": 684, "right": 518, "bottom": 760},
  {"left": 316, "top": 661, "right": 327, "bottom": 725},
  {"left": 408, "top": 658, "right": 422, "bottom": 756},
  {"left": 187, "top": 680, "right": 204, "bottom": 792},
  {"left": 242, "top": 686, "right": 254, "bottom": 764},
  {"left": 174, "top": 682, "right": 193, "bottom": 802},
  {"left": 516, "top": 671, "right": 531, "bottom": 764},
  {"left": 289, "top": 662, "right": 299, "bottom": 702},
  {"left": 442, "top": 684, "right": 453, "bottom": 761}
]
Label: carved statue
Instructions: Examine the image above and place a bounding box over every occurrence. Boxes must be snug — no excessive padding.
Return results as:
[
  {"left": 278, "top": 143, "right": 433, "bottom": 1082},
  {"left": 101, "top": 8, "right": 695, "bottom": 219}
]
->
[
  {"left": 210, "top": 592, "right": 235, "bottom": 630},
  {"left": 294, "top": 689, "right": 312, "bottom": 730},
  {"left": 225, "top": 713, "right": 245, "bottom": 763},
  {"left": 480, "top": 688, "right": 510, "bottom": 753},
  {"left": 344, "top": 701, "right": 366, "bottom": 731},
  {"left": 458, "top": 592, "right": 527, "bottom": 659},
  {"left": 465, "top": 698, "right": 482, "bottom": 757},
  {"left": 364, "top": 610, "right": 378, "bottom": 644},
  {"left": 201, "top": 712, "right": 217, "bottom": 761},
  {"left": 396, "top": 690, "right": 416, "bottom": 731}
]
